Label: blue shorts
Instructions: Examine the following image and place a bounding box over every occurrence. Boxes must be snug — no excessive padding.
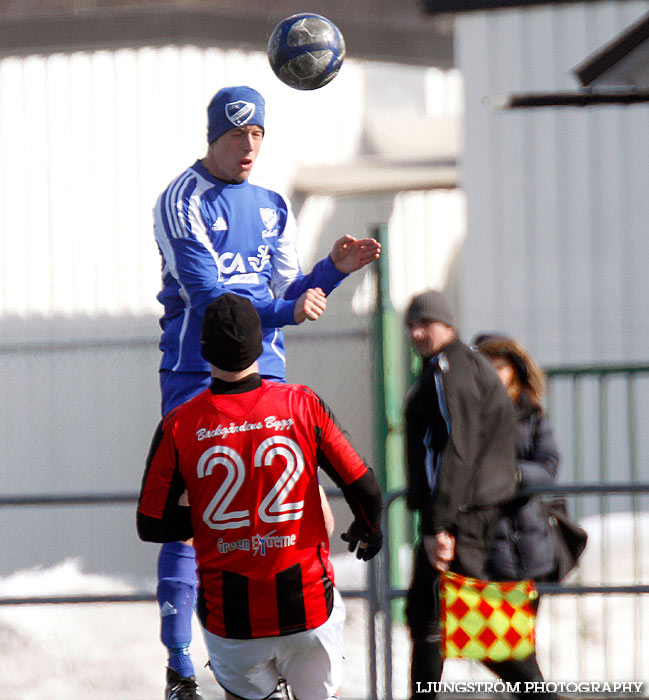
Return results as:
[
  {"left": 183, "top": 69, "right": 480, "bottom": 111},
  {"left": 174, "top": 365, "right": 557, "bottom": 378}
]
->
[
  {"left": 160, "top": 369, "right": 211, "bottom": 416},
  {"left": 160, "top": 369, "right": 285, "bottom": 416}
]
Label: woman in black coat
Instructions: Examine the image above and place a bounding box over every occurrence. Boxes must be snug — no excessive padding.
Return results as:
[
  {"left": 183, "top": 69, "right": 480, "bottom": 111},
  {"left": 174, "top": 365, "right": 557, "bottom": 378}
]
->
[{"left": 474, "top": 333, "right": 560, "bottom": 699}]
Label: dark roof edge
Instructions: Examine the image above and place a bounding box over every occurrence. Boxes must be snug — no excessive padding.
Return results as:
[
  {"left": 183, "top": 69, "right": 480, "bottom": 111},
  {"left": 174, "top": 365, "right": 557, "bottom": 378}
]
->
[
  {"left": 422, "top": 0, "right": 609, "bottom": 13},
  {"left": 574, "top": 11, "right": 649, "bottom": 86},
  {"left": 0, "top": 7, "right": 454, "bottom": 67},
  {"left": 487, "top": 88, "right": 649, "bottom": 109}
]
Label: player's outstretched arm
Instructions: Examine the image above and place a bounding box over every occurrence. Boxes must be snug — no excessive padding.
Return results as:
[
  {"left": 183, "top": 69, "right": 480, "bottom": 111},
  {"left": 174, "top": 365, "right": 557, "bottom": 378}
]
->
[
  {"left": 329, "top": 234, "right": 381, "bottom": 274},
  {"left": 276, "top": 234, "right": 381, "bottom": 303},
  {"left": 293, "top": 287, "right": 326, "bottom": 323}
]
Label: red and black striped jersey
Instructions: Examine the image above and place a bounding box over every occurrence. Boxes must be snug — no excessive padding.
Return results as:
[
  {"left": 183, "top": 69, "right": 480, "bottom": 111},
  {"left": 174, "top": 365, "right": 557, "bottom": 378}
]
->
[{"left": 138, "top": 377, "right": 381, "bottom": 638}]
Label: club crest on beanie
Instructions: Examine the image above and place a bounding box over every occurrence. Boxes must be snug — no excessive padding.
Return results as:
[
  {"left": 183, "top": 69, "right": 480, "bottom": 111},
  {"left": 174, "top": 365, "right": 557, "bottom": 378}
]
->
[
  {"left": 207, "top": 86, "right": 265, "bottom": 143},
  {"left": 405, "top": 289, "right": 456, "bottom": 328},
  {"left": 200, "top": 294, "right": 263, "bottom": 371}
]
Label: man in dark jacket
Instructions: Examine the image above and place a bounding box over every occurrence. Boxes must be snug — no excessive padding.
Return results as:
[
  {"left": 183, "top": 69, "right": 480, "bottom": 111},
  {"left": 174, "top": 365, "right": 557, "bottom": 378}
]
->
[{"left": 403, "top": 289, "right": 519, "bottom": 698}]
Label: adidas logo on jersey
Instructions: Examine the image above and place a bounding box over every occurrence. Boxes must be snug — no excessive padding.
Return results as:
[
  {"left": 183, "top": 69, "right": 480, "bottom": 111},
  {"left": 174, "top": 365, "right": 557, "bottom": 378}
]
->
[
  {"left": 160, "top": 601, "right": 178, "bottom": 617},
  {"left": 212, "top": 217, "right": 228, "bottom": 232}
]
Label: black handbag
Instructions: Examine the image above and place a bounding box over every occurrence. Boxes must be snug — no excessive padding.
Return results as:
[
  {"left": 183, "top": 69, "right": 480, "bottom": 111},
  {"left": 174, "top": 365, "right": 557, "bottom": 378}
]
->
[{"left": 543, "top": 498, "right": 588, "bottom": 581}]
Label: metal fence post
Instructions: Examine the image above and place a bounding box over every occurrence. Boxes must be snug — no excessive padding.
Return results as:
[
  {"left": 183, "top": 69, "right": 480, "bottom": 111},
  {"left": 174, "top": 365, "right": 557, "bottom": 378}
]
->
[{"left": 371, "top": 222, "right": 408, "bottom": 700}]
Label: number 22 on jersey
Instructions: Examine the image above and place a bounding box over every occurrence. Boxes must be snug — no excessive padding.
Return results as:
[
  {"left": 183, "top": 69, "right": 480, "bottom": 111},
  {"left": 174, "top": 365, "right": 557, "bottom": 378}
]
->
[{"left": 197, "top": 436, "right": 306, "bottom": 530}]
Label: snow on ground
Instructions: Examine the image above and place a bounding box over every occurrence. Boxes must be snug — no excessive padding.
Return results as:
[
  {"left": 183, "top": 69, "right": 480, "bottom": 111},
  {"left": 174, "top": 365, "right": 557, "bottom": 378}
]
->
[{"left": 1, "top": 513, "right": 647, "bottom": 699}]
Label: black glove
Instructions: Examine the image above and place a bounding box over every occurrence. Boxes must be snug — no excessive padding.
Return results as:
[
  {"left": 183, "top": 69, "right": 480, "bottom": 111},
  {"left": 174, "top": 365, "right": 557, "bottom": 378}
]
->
[{"left": 341, "top": 520, "right": 383, "bottom": 561}]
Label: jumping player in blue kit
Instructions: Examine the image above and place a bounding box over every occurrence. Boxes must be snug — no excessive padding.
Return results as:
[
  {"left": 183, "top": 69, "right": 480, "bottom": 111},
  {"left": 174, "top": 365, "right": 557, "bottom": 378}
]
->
[{"left": 152, "top": 85, "right": 381, "bottom": 700}]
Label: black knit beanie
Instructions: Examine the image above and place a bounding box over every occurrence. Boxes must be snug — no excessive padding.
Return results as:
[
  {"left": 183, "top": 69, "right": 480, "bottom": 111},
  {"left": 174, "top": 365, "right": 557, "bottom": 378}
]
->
[
  {"left": 200, "top": 294, "right": 263, "bottom": 371},
  {"left": 405, "top": 289, "right": 456, "bottom": 328}
]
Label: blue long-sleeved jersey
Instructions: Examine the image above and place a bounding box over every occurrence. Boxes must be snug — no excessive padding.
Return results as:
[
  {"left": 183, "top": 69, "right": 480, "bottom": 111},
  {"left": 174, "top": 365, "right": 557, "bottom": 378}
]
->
[{"left": 154, "top": 160, "right": 346, "bottom": 380}]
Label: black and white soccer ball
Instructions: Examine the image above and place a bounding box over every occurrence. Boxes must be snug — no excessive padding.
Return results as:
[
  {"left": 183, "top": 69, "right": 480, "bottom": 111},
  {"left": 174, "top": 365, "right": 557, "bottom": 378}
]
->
[{"left": 267, "top": 13, "right": 346, "bottom": 91}]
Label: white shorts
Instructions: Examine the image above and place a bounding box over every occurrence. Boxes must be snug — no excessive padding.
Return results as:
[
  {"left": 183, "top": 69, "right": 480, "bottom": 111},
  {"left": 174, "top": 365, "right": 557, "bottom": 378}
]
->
[{"left": 202, "top": 587, "right": 345, "bottom": 700}]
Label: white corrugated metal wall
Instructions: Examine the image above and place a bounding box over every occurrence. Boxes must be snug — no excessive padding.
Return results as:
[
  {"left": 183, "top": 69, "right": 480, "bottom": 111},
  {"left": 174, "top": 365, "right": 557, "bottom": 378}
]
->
[
  {"left": 456, "top": 2, "right": 649, "bottom": 682},
  {"left": 0, "top": 47, "right": 463, "bottom": 319},
  {"left": 455, "top": 0, "right": 649, "bottom": 503},
  {"left": 457, "top": 0, "right": 649, "bottom": 365},
  {"left": 0, "top": 47, "right": 367, "bottom": 318}
]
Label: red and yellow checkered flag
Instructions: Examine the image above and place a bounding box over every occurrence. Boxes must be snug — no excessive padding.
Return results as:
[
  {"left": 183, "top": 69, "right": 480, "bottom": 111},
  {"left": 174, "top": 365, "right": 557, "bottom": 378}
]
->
[{"left": 440, "top": 570, "right": 538, "bottom": 662}]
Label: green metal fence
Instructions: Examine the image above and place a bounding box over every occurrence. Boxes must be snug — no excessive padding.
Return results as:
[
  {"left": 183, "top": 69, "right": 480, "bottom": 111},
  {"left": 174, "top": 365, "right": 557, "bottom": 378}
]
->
[
  {"left": 369, "top": 221, "right": 649, "bottom": 695},
  {"left": 371, "top": 341, "right": 649, "bottom": 697},
  {"left": 545, "top": 363, "right": 649, "bottom": 519}
]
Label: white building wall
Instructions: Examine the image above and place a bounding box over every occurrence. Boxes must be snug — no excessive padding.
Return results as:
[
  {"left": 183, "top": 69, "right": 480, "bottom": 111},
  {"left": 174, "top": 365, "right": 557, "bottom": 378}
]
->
[
  {"left": 0, "top": 46, "right": 367, "bottom": 319},
  {"left": 456, "top": 1, "right": 649, "bottom": 364},
  {"left": 0, "top": 46, "right": 463, "bottom": 321}
]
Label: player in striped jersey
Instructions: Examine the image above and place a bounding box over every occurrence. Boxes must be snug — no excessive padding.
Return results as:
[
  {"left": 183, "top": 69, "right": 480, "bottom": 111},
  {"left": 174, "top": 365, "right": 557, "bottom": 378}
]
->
[
  {"left": 152, "top": 86, "right": 381, "bottom": 699},
  {"left": 138, "top": 294, "right": 383, "bottom": 700}
]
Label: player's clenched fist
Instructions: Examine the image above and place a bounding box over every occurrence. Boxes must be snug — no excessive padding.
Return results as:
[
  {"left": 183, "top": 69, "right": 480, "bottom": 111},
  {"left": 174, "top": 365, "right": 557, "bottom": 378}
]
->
[{"left": 294, "top": 287, "right": 326, "bottom": 324}]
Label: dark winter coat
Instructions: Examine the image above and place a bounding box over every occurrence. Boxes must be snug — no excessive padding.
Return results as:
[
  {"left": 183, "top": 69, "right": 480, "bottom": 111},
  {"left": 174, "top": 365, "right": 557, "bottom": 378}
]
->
[
  {"left": 487, "top": 393, "right": 560, "bottom": 580},
  {"left": 405, "top": 338, "right": 519, "bottom": 541}
]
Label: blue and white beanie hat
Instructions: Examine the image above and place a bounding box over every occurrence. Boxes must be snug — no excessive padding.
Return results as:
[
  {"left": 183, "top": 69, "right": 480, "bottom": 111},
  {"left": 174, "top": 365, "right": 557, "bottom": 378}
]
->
[{"left": 207, "top": 86, "right": 265, "bottom": 143}]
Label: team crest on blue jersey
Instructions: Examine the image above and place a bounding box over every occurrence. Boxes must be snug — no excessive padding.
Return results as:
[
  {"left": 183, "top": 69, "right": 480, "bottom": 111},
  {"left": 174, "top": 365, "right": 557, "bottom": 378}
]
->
[
  {"left": 259, "top": 208, "right": 278, "bottom": 238},
  {"left": 225, "top": 101, "right": 256, "bottom": 127}
]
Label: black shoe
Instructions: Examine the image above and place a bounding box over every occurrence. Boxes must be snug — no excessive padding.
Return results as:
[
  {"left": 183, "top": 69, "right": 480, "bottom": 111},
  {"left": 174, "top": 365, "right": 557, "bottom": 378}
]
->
[{"left": 165, "top": 668, "right": 202, "bottom": 700}]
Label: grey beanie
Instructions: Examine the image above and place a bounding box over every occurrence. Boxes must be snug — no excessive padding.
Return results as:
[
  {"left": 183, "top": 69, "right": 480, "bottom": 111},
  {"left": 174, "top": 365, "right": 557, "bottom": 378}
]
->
[{"left": 405, "top": 289, "right": 456, "bottom": 328}]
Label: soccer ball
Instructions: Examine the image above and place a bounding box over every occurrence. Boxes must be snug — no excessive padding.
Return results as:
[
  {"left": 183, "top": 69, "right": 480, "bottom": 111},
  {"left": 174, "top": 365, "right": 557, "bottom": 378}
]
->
[{"left": 267, "top": 13, "right": 346, "bottom": 91}]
